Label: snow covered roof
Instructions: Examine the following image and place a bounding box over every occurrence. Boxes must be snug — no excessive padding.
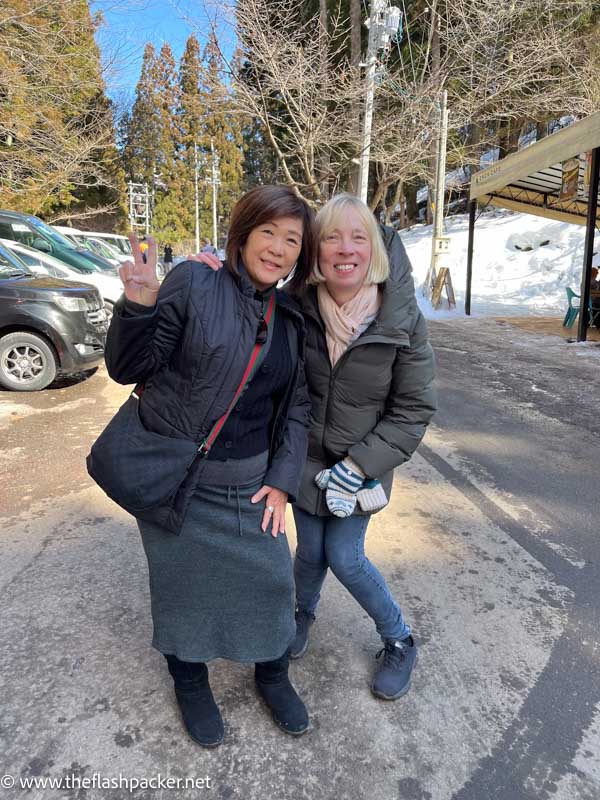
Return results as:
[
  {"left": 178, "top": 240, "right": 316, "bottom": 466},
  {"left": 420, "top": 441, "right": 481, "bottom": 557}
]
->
[{"left": 470, "top": 112, "right": 600, "bottom": 226}]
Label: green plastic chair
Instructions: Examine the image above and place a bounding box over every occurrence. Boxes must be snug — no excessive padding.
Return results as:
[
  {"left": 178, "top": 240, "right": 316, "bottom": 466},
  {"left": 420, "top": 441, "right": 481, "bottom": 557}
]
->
[
  {"left": 563, "top": 287, "right": 580, "bottom": 328},
  {"left": 563, "top": 286, "right": 600, "bottom": 328}
]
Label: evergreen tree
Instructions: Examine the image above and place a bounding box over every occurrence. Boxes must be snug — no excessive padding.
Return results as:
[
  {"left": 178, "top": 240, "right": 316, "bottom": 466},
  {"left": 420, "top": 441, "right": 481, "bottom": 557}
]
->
[
  {"left": 151, "top": 43, "right": 186, "bottom": 241},
  {"left": 174, "top": 34, "right": 204, "bottom": 238},
  {"left": 123, "top": 43, "right": 162, "bottom": 186},
  {"left": 153, "top": 43, "right": 180, "bottom": 182},
  {"left": 197, "top": 34, "right": 244, "bottom": 244},
  {"left": 0, "top": 0, "right": 126, "bottom": 226}
]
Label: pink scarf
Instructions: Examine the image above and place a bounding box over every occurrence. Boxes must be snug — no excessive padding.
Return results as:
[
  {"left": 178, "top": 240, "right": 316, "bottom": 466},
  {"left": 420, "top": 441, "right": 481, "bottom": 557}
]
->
[{"left": 317, "top": 283, "right": 381, "bottom": 366}]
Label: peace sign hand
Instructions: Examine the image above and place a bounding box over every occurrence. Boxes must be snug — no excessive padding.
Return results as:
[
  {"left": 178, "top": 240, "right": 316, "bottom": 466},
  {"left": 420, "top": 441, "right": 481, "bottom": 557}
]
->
[{"left": 119, "top": 234, "right": 160, "bottom": 307}]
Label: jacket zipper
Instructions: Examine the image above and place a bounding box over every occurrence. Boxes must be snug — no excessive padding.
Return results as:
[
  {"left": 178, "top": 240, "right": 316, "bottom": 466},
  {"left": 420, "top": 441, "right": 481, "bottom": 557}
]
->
[{"left": 314, "top": 319, "right": 403, "bottom": 476}]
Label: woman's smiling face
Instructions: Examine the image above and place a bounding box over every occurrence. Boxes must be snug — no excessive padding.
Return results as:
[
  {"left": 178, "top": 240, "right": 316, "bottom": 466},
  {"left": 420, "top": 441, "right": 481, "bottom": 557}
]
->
[
  {"left": 240, "top": 216, "right": 303, "bottom": 290},
  {"left": 318, "top": 208, "right": 372, "bottom": 299}
]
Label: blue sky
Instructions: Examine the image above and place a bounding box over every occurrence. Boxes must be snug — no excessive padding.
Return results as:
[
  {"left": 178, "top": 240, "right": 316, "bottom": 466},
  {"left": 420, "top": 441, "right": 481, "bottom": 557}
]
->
[{"left": 92, "top": 0, "right": 235, "bottom": 106}]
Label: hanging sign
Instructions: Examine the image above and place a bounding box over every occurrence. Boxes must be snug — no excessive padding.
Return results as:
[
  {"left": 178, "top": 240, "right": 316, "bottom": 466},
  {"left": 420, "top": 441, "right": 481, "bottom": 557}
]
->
[{"left": 559, "top": 157, "right": 580, "bottom": 200}]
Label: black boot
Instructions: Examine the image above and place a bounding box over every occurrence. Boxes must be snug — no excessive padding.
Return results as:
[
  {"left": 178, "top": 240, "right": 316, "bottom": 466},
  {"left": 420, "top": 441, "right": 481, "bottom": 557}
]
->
[
  {"left": 255, "top": 651, "right": 309, "bottom": 736},
  {"left": 165, "top": 655, "right": 224, "bottom": 748}
]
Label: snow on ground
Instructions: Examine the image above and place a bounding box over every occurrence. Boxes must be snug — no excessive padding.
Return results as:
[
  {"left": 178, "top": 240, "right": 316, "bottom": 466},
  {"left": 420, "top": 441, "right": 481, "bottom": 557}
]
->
[{"left": 400, "top": 208, "right": 598, "bottom": 320}]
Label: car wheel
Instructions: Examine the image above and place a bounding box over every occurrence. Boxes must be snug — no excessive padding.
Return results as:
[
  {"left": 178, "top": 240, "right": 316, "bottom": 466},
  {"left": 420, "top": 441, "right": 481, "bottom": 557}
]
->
[{"left": 0, "top": 331, "right": 58, "bottom": 392}]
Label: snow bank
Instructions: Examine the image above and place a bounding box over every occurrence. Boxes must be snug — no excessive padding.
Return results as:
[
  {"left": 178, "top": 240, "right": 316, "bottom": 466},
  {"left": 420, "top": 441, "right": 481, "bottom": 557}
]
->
[{"left": 399, "top": 209, "right": 598, "bottom": 319}]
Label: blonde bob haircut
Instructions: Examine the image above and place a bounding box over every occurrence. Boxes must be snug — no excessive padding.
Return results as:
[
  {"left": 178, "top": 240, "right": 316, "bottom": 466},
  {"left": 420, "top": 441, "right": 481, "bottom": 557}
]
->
[{"left": 309, "top": 193, "right": 390, "bottom": 285}]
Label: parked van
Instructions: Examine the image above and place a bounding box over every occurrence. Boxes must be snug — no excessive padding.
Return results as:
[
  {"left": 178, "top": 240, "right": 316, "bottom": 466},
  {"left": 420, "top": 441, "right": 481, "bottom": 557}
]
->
[
  {"left": 54, "top": 225, "right": 132, "bottom": 259},
  {"left": 86, "top": 231, "right": 132, "bottom": 257},
  {"left": 1, "top": 240, "right": 123, "bottom": 319},
  {"left": 0, "top": 242, "right": 107, "bottom": 391}
]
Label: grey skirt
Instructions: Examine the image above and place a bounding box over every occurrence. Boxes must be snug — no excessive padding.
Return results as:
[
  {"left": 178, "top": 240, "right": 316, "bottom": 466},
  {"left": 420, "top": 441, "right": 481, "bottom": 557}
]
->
[{"left": 137, "top": 454, "right": 295, "bottom": 664}]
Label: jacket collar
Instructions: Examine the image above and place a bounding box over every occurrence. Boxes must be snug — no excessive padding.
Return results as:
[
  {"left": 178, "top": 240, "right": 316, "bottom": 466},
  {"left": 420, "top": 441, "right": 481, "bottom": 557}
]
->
[{"left": 231, "top": 258, "right": 304, "bottom": 326}]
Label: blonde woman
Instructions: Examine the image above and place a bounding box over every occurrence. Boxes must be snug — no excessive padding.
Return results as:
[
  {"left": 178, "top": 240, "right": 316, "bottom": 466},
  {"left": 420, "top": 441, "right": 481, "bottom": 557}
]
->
[{"left": 289, "top": 194, "right": 436, "bottom": 700}]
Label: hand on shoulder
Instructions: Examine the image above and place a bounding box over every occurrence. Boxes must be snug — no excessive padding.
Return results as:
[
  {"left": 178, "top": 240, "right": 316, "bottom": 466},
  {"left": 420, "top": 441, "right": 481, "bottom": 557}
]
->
[{"left": 186, "top": 252, "right": 223, "bottom": 272}]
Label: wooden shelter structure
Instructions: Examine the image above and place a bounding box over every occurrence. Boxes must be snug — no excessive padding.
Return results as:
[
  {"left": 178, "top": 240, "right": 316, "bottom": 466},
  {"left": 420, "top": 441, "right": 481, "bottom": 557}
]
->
[{"left": 467, "top": 112, "right": 600, "bottom": 341}]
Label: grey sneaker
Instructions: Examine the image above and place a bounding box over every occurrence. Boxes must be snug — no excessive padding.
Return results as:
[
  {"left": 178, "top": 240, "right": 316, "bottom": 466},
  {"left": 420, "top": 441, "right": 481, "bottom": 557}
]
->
[
  {"left": 371, "top": 636, "right": 418, "bottom": 700},
  {"left": 289, "top": 609, "right": 315, "bottom": 660}
]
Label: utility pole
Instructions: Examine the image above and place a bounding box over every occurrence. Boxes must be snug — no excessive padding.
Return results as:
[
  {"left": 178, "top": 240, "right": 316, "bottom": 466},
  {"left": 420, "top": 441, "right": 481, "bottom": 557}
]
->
[
  {"left": 357, "top": 1, "right": 380, "bottom": 203},
  {"left": 144, "top": 182, "right": 150, "bottom": 235},
  {"left": 210, "top": 138, "right": 220, "bottom": 249},
  {"left": 424, "top": 89, "right": 450, "bottom": 296},
  {"left": 194, "top": 142, "right": 200, "bottom": 254},
  {"left": 357, "top": 1, "right": 402, "bottom": 203}
]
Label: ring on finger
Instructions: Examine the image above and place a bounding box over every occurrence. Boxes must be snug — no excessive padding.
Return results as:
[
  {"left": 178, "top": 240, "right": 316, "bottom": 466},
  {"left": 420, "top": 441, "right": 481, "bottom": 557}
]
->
[{"left": 267, "top": 505, "right": 275, "bottom": 513}]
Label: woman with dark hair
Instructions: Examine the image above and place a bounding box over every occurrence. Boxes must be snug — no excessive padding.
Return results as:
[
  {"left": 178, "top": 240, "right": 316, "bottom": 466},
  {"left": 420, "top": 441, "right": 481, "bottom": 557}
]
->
[{"left": 102, "top": 185, "right": 316, "bottom": 747}]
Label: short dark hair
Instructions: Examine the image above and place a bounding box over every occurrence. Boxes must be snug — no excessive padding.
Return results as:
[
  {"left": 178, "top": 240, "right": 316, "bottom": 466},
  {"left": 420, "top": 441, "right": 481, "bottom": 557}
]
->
[{"left": 225, "top": 185, "right": 316, "bottom": 293}]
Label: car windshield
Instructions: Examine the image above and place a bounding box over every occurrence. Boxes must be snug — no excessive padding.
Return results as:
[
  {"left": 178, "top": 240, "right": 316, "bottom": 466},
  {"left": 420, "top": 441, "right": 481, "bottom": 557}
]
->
[
  {"left": 28, "top": 217, "right": 78, "bottom": 249},
  {"left": 0, "top": 245, "right": 32, "bottom": 276},
  {"left": 110, "top": 236, "right": 132, "bottom": 255},
  {"left": 91, "top": 238, "right": 121, "bottom": 260},
  {"left": 82, "top": 238, "right": 113, "bottom": 259}
]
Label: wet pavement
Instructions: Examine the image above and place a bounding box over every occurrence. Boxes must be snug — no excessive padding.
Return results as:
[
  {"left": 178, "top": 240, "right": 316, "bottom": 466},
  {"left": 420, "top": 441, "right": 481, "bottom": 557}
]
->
[{"left": 1, "top": 317, "right": 599, "bottom": 800}]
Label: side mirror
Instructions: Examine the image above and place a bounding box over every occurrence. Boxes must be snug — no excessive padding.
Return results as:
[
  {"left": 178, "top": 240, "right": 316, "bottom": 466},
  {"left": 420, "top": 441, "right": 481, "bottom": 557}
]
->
[{"left": 32, "top": 237, "right": 52, "bottom": 254}]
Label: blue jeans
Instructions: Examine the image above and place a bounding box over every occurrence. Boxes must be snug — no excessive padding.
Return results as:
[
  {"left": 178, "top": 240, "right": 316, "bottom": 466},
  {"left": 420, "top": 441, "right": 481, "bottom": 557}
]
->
[{"left": 292, "top": 507, "right": 411, "bottom": 642}]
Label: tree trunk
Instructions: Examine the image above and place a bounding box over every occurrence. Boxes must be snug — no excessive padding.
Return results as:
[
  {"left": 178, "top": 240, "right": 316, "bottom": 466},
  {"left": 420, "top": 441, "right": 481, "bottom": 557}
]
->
[
  {"left": 404, "top": 183, "right": 418, "bottom": 226},
  {"left": 350, "top": 0, "right": 361, "bottom": 66},
  {"left": 499, "top": 117, "right": 524, "bottom": 159},
  {"left": 466, "top": 121, "right": 483, "bottom": 180},
  {"left": 317, "top": 0, "right": 330, "bottom": 200},
  {"left": 347, "top": 0, "right": 362, "bottom": 195},
  {"left": 536, "top": 119, "right": 547, "bottom": 143},
  {"left": 384, "top": 180, "right": 403, "bottom": 225}
]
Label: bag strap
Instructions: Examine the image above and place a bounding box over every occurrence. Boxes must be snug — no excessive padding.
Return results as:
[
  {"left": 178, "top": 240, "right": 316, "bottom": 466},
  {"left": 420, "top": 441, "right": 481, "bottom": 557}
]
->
[
  {"left": 199, "top": 292, "right": 276, "bottom": 456},
  {"left": 132, "top": 292, "right": 277, "bottom": 458}
]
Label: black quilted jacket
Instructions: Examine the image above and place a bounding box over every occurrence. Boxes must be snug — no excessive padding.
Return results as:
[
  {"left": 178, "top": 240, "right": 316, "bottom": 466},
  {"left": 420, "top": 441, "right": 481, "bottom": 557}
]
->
[{"left": 104, "top": 260, "right": 310, "bottom": 501}]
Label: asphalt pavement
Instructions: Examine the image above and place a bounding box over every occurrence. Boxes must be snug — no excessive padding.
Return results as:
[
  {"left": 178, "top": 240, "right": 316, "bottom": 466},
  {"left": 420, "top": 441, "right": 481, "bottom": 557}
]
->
[{"left": 1, "top": 317, "right": 599, "bottom": 800}]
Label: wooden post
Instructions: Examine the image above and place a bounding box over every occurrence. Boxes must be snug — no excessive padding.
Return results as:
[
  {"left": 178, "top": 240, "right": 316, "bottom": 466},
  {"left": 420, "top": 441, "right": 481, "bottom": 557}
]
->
[
  {"left": 577, "top": 147, "right": 600, "bottom": 342},
  {"left": 465, "top": 199, "right": 476, "bottom": 315}
]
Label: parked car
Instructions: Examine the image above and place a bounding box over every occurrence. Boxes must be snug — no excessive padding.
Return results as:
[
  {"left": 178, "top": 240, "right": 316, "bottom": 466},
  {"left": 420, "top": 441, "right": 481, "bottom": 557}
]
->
[
  {"left": 53, "top": 225, "right": 127, "bottom": 266},
  {"left": 54, "top": 226, "right": 132, "bottom": 262},
  {"left": 86, "top": 237, "right": 127, "bottom": 265},
  {"left": 0, "top": 242, "right": 107, "bottom": 391},
  {"left": 1, "top": 240, "right": 123, "bottom": 320},
  {"left": 85, "top": 231, "right": 132, "bottom": 257},
  {"left": 0, "top": 211, "right": 117, "bottom": 276}
]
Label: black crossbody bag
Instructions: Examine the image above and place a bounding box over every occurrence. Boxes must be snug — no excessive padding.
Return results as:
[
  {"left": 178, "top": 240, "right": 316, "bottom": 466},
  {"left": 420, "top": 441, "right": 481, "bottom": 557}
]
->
[{"left": 86, "top": 294, "right": 276, "bottom": 531}]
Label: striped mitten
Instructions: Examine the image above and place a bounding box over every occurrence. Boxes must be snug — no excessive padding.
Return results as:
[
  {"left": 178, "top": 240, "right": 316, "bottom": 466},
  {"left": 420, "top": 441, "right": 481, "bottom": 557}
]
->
[
  {"left": 314, "top": 469, "right": 331, "bottom": 490},
  {"left": 357, "top": 479, "right": 388, "bottom": 512},
  {"left": 324, "top": 458, "right": 365, "bottom": 518}
]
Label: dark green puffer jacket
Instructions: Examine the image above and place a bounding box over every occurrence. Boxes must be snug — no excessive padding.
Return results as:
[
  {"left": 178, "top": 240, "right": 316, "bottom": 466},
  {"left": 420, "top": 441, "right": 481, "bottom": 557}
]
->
[{"left": 295, "top": 225, "right": 437, "bottom": 516}]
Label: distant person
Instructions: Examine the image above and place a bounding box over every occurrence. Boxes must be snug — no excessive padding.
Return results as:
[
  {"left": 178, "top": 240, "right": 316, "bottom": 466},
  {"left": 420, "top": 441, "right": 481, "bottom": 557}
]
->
[
  {"left": 201, "top": 238, "right": 217, "bottom": 256},
  {"left": 163, "top": 244, "right": 173, "bottom": 275}
]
